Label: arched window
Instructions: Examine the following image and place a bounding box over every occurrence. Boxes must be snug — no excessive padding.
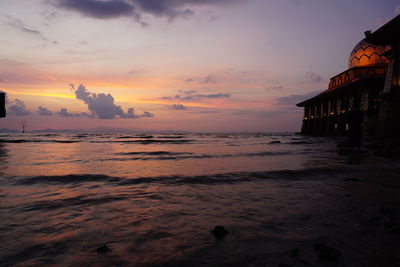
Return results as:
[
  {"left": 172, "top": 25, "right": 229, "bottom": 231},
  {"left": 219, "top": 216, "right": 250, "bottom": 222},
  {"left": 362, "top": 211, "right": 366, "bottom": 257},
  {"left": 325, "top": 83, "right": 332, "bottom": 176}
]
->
[
  {"left": 344, "top": 73, "right": 350, "bottom": 83},
  {"left": 338, "top": 76, "right": 343, "bottom": 85}
]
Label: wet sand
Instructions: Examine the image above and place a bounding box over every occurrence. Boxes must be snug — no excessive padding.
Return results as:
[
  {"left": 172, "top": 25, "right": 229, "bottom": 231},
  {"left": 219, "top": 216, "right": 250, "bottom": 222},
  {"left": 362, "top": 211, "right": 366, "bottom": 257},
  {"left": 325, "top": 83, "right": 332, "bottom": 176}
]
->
[{"left": 164, "top": 158, "right": 400, "bottom": 267}]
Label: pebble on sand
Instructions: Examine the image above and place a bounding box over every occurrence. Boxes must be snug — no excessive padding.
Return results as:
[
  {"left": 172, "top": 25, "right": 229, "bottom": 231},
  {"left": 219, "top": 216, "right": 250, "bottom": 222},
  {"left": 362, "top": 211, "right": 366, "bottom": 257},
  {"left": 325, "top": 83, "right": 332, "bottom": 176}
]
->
[
  {"left": 211, "top": 225, "right": 229, "bottom": 240},
  {"left": 96, "top": 245, "right": 111, "bottom": 254}
]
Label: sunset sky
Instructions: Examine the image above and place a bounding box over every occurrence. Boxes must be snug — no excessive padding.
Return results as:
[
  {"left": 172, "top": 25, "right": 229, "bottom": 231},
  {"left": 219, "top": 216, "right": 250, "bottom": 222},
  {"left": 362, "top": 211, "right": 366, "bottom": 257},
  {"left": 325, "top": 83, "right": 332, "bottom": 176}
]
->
[{"left": 0, "top": 0, "right": 398, "bottom": 132}]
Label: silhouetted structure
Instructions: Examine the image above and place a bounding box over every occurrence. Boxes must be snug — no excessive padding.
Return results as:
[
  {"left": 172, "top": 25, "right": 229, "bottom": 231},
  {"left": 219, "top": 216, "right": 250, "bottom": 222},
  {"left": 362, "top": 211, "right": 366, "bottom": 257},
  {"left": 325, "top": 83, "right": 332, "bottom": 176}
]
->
[
  {"left": 297, "top": 15, "right": 400, "bottom": 138},
  {"left": 347, "top": 107, "right": 363, "bottom": 147},
  {"left": 0, "top": 92, "right": 5, "bottom": 118}
]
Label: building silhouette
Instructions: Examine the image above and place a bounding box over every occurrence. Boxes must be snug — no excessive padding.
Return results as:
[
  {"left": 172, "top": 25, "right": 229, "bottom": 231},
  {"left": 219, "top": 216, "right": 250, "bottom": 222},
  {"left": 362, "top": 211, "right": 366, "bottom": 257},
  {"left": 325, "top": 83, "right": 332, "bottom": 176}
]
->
[{"left": 297, "top": 15, "right": 400, "bottom": 138}]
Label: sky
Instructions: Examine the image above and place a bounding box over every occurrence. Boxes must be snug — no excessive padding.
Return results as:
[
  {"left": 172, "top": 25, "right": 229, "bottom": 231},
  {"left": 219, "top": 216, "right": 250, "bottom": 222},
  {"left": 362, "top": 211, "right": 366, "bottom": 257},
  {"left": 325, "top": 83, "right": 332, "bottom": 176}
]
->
[{"left": 0, "top": 0, "right": 399, "bottom": 132}]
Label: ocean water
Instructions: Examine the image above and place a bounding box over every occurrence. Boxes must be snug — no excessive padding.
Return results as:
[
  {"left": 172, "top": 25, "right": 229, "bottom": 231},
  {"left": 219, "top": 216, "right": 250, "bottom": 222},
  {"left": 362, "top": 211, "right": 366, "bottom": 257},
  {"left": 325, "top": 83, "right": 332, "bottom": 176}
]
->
[{"left": 0, "top": 132, "right": 349, "bottom": 266}]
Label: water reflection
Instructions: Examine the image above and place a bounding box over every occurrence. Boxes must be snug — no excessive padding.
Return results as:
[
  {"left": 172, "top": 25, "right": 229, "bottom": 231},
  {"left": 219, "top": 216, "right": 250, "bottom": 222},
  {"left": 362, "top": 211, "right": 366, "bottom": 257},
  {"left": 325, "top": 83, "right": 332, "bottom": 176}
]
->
[
  {"left": 0, "top": 143, "right": 9, "bottom": 175},
  {"left": 0, "top": 133, "right": 370, "bottom": 266},
  {"left": 0, "top": 133, "right": 345, "bottom": 178}
]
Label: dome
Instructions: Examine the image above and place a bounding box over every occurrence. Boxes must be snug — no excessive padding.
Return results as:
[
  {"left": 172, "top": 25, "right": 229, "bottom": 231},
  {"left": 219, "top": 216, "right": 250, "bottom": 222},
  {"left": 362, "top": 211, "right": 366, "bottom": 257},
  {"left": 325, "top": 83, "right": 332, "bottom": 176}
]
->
[{"left": 348, "top": 39, "right": 390, "bottom": 68}]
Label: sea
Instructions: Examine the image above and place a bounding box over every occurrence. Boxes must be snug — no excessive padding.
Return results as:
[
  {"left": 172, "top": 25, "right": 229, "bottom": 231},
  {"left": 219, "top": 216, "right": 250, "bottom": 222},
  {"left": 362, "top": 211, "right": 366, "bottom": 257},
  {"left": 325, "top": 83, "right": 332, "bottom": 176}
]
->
[{"left": 0, "top": 132, "right": 355, "bottom": 266}]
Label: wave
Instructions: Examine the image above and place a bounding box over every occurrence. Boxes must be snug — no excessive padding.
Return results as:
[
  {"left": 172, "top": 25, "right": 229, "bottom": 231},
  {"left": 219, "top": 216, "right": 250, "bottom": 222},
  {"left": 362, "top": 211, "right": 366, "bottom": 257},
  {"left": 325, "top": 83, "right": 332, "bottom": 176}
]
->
[
  {"left": 287, "top": 140, "right": 323, "bottom": 145},
  {"left": 116, "top": 151, "right": 192, "bottom": 156},
  {"left": 156, "top": 135, "right": 185, "bottom": 139},
  {"left": 107, "top": 150, "right": 293, "bottom": 162},
  {"left": 16, "top": 174, "right": 121, "bottom": 185},
  {"left": 22, "top": 195, "right": 127, "bottom": 212},
  {"left": 15, "top": 167, "right": 346, "bottom": 187},
  {"left": 108, "top": 155, "right": 214, "bottom": 161},
  {"left": 35, "top": 134, "right": 60, "bottom": 137},
  {"left": 0, "top": 139, "right": 80, "bottom": 143},
  {"left": 73, "top": 134, "right": 89, "bottom": 138},
  {"left": 117, "top": 135, "right": 154, "bottom": 139},
  {"left": 92, "top": 139, "right": 194, "bottom": 144},
  {"left": 0, "top": 139, "right": 193, "bottom": 144}
]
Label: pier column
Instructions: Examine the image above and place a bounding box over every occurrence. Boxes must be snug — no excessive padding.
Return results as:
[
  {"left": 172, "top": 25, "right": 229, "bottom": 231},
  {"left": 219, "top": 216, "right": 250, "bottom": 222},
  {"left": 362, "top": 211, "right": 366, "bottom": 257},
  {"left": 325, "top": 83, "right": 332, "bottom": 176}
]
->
[{"left": 0, "top": 92, "right": 5, "bottom": 118}]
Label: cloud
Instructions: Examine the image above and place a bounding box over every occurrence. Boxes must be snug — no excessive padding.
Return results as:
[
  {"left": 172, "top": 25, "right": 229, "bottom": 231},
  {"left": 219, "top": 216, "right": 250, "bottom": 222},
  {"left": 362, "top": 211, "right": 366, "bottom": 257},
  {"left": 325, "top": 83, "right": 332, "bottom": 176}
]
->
[
  {"left": 74, "top": 84, "right": 153, "bottom": 119},
  {"left": 8, "top": 99, "right": 31, "bottom": 116},
  {"left": 266, "top": 86, "right": 284, "bottom": 91},
  {"left": 56, "top": 0, "right": 137, "bottom": 19},
  {"left": 265, "top": 79, "right": 284, "bottom": 91},
  {"left": 305, "top": 72, "right": 322, "bottom": 83},
  {"left": 142, "top": 111, "right": 154, "bottom": 117},
  {"left": 195, "top": 93, "right": 230, "bottom": 99},
  {"left": 178, "top": 89, "right": 197, "bottom": 94},
  {"left": 54, "top": 0, "right": 242, "bottom": 22},
  {"left": 38, "top": 106, "right": 91, "bottom": 117},
  {"left": 169, "top": 103, "right": 187, "bottom": 110},
  {"left": 57, "top": 108, "right": 77, "bottom": 117},
  {"left": 38, "top": 106, "right": 53, "bottom": 116},
  {"left": 185, "top": 78, "right": 194, "bottom": 83},
  {"left": 202, "top": 75, "right": 217, "bottom": 84},
  {"left": 276, "top": 91, "right": 321, "bottom": 105},
  {"left": 3, "top": 15, "right": 56, "bottom": 44},
  {"left": 161, "top": 90, "right": 231, "bottom": 102}
]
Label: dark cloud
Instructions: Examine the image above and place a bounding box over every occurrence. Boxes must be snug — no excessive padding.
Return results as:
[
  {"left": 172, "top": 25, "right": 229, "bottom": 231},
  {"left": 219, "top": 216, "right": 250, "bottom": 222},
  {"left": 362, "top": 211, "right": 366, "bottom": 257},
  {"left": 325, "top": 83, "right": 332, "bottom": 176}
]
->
[
  {"left": 57, "top": 108, "right": 77, "bottom": 117},
  {"left": 38, "top": 106, "right": 53, "bottom": 116},
  {"left": 54, "top": 0, "right": 242, "bottom": 22},
  {"left": 38, "top": 105, "right": 90, "bottom": 117},
  {"left": 185, "top": 78, "right": 194, "bottom": 83},
  {"left": 74, "top": 84, "right": 153, "bottom": 119},
  {"left": 277, "top": 91, "right": 321, "bottom": 105},
  {"left": 8, "top": 99, "right": 31, "bottom": 116},
  {"left": 56, "top": 0, "right": 136, "bottom": 19},
  {"left": 142, "top": 111, "right": 154, "bottom": 117},
  {"left": 169, "top": 103, "right": 187, "bottom": 110},
  {"left": 56, "top": 108, "right": 90, "bottom": 117},
  {"left": 161, "top": 90, "right": 231, "bottom": 102},
  {"left": 134, "top": 0, "right": 192, "bottom": 17},
  {"left": 305, "top": 72, "right": 322, "bottom": 83},
  {"left": 194, "top": 93, "right": 230, "bottom": 99}
]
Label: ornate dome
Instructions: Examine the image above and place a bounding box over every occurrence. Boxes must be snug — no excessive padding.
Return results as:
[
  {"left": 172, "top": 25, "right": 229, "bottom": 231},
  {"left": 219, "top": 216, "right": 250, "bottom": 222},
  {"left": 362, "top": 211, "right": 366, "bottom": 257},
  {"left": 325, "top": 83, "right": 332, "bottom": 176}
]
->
[{"left": 348, "top": 39, "right": 390, "bottom": 68}]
